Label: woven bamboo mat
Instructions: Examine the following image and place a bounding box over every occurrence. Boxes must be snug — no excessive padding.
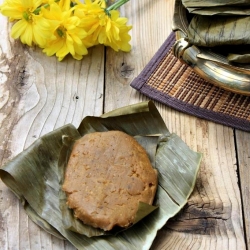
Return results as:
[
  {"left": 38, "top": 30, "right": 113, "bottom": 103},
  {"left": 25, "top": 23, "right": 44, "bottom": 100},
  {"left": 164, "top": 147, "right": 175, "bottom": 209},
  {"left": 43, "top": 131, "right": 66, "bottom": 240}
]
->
[{"left": 130, "top": 32, "right": 250, "bottom": 132}]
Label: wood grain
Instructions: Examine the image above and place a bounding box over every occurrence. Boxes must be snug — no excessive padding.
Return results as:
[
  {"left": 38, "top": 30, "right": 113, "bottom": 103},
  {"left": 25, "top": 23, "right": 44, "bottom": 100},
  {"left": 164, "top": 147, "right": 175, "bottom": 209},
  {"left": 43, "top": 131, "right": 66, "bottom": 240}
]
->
[
  {"left": 236, "top": 130, "right": 250, "bottom": 250},
  {"left": 150, "top": 122, "right": 245, "bottom": 249},
  {"left": 0, "top": 0, "right": 248, "bottom": 249},
  {"left": 105, "top": 0, "right": 246, "bottom": 249},
  {"left": 105, "top": 0, "right": 174, "bottom": 111},
  {"left": 0, "top": 7, "right": 104, "bottom": 249}
]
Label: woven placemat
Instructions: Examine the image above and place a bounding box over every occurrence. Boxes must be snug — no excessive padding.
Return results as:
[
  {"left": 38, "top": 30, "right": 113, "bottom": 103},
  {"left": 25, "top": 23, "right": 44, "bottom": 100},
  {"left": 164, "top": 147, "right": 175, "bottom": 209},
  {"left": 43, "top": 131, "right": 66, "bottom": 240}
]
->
[{"left": 130, "top": 32, "right": 250, "bottom": 132}]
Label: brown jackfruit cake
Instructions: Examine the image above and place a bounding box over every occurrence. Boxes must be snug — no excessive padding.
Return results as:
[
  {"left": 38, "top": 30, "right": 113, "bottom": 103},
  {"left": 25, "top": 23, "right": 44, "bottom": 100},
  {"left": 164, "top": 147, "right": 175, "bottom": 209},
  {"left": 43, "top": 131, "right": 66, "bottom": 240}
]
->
[{"left": 62, "top": 130, "right": 158, "bottom": 231}]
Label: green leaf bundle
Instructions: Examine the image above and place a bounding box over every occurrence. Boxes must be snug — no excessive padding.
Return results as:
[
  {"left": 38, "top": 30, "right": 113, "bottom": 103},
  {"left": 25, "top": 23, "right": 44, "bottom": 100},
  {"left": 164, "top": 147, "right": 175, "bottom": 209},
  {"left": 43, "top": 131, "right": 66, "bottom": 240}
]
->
[{"left": 0, "top": 101, "right": 202, "bottom": 250}]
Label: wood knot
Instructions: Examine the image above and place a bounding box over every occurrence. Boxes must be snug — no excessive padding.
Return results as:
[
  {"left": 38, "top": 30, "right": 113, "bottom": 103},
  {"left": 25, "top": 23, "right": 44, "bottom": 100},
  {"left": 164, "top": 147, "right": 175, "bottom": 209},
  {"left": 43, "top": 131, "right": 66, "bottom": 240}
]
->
[
  {"left": 120, "top": 62, "right": 134, "bottom": 79},
  {"left": 73, "top": 93, "right": 79, "bottom": 101}
]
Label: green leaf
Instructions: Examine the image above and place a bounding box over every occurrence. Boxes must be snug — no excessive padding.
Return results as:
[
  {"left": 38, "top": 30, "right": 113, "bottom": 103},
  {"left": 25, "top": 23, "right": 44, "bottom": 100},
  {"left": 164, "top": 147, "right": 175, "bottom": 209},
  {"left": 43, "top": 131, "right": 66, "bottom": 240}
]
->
[
  {"left": 182, "top": 0, "right": 250, "bottom": 8},
  {"left": 187, "top": 15, "right": 250, "bottom": 47},
  {"left": 186, "top": 6, "right": 250, "bottom": 16},
  {"left": 227, "top": 53, "right": 250, "bottom": 64},
  {"left": 0, "top": 101, "right": 202, "bottom": 250}
]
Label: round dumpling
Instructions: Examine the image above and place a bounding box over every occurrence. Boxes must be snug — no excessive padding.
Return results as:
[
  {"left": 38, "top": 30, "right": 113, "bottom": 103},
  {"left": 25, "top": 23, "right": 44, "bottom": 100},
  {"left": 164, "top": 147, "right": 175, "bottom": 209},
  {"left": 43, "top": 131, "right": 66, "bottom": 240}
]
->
[{"left": 62, "top": 130, "right": 158, "bottom": 231}]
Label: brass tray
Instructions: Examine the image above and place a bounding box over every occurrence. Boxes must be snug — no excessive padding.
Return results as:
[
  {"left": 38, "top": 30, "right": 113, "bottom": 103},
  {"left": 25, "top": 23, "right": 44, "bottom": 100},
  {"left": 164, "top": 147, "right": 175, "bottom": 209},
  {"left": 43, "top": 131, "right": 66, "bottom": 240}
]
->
[{"left": 172, "top": 0, "right": 250, "bottom": 96}]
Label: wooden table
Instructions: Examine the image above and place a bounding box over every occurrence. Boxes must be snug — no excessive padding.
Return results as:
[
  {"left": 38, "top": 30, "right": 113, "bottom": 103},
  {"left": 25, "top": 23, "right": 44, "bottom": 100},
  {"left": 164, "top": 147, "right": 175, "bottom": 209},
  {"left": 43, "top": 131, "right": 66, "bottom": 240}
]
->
[{"left": 0, "top": 0, "right": 249, "bottom": 249}]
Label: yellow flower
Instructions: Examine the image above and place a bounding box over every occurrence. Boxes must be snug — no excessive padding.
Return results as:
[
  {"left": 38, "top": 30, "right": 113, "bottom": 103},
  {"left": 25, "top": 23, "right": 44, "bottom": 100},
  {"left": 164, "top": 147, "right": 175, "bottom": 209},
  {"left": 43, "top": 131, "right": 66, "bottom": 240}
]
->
[
  {"left": 41, "top": 1, "right": 88, "bottom": 61},
  {"left": 74, "top": 0, "right": 132, "bottom": 52},
  {"left": 99, "top": 10, "right": 132, "bottom": 52},
  {"left": 0, "top": 0, "right": 52, "bottom": 47},
  {"left": 0, "top": 0, "right": 132, "bottom": 60}
]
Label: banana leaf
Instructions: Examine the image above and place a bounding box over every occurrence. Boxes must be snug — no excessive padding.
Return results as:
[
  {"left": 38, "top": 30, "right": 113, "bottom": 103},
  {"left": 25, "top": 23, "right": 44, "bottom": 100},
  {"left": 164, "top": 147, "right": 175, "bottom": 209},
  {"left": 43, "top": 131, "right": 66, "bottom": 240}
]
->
[
  {"left": 0, "top": 101, "right": 202, "bottom": 250},
  {"left": 187, "top": 15, "right": 250, "bottom": 47},
  {"left": 227, "top": 53, "right": 250, "bottom": 64},
  {"left": 182, "top": 0, "right": 250, "bottom": 8},
  {"left": 186, "top": 6, "right": 250, "bottom": 15},
  {"left": 196, "top": 48, "right": 250, "bottom": 66}
]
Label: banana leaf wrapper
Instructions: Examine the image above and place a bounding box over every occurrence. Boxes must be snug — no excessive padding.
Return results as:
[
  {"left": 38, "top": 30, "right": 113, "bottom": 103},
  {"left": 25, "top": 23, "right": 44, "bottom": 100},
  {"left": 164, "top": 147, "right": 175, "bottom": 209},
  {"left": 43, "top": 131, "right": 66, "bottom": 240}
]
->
[
  {"left": 227, "top": 53, "right": 250, "bottom": 64},
  {"left": 187, "top": 15, "right": 250, "bottom": 47},
  {"left": 182, "top": 0, "right": 250, "bottom": 8},
  {"left": 186, "top": 6, "right": 250, "bottom": 15},
  {"left": 0, "top": 101, "right": 202, "bottom": 250}
]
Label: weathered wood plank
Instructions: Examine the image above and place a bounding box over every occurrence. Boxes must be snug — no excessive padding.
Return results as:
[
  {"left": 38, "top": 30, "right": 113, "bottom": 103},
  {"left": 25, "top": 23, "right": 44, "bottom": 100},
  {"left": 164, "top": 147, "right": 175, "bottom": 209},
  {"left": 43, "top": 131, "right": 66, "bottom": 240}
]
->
[
  {"left": 105, "top": 0, "right": 246, "bottom": 249},
  {"left": 150, "top": 122, "right": 245, "bottom": 249},
  {"left": 0, "top": 0, "right": 248, "bottom": 249},
  {"left": 137, "top": 107, "right": 246, "bottom": 250},
  {"left": 0, "top": 7, "right": 104, "bottom": 250},
  {"left": 236, "top": 130, "right": 250, "bottom": 250},
  {"left": 104, "top": 0, "right": 175, "bottom": 112}
]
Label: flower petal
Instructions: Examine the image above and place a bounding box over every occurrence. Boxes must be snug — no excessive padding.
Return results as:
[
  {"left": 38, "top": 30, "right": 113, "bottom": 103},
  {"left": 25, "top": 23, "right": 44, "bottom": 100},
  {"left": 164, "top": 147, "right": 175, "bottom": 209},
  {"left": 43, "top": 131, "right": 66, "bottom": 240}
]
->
[{"left": 11, "top": 19, "right": 28, "bottom": 39}]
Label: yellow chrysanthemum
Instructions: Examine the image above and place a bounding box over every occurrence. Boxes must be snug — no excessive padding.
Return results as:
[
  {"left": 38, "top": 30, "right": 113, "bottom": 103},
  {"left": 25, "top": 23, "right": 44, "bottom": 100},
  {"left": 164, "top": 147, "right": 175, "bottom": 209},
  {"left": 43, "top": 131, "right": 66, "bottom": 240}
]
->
[
  {"left": 98, "top": 10, "right": 132, "bottom": 52},
  {"left": 0, "top": 0, "right": 132, "bottom": 60},
  {"left": 41, "top": 1, "right": 88, "bottom": 61},
  {"left": 0, "top": 0, "right": 52, "bottom": 47},
  {"left": 74, "top": 0, "right": 132, "bottom": 52}
]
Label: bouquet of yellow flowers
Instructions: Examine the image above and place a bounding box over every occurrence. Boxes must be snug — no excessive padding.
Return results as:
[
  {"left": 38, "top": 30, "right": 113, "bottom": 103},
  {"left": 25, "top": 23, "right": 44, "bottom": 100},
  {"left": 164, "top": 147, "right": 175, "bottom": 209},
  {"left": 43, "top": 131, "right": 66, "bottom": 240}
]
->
[{"left": 0, "top": 0, "right": 132, "bottom": 61}]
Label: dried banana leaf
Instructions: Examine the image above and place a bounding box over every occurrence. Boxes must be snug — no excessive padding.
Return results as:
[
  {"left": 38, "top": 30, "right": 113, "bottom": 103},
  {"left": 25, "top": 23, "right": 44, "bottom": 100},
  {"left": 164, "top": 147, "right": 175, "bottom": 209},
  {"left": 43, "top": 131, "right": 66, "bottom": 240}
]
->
[
  {"left": 227, "top": 53, "right": 250, "bottom": 64},
  {"left": 186, "top": 6, "right": 250, "bottom": 15},
  {"left": 182, "top": 0, "right": 250, "bottom": 8},
  {"left": 187, "top": 15, "right": 250, "bottom": 47},
  {"left": 0, "top": 101, "right": 202, "bottom": 250}
]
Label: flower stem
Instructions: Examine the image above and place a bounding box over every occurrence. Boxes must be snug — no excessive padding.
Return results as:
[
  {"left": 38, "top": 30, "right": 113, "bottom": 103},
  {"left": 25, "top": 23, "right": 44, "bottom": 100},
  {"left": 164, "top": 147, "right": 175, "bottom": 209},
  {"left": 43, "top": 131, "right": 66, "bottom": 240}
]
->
[
  {"left": 33, "top": 3, "right": 49, "bottom": 15},
  {"left": 106, "top": 0, "right": 130, "bottom": 11}
]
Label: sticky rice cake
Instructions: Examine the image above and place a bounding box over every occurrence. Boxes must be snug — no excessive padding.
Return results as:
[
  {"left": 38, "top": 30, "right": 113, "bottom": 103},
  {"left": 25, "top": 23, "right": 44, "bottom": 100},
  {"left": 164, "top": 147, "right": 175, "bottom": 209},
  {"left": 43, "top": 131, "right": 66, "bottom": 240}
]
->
[{"left": 62, "top": 130, "right": 158, "bottom": 231}]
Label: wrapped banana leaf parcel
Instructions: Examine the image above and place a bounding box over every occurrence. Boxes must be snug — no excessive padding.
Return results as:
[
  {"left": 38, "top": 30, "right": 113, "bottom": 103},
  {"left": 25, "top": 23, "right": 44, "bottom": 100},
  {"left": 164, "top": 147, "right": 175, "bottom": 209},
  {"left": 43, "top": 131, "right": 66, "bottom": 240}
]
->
[
  {"left": 0, "top": 101, "right": 202, "bottom": 250},
  {"left": 181, "top": 0, "right": 250, "bottom": 63}
]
